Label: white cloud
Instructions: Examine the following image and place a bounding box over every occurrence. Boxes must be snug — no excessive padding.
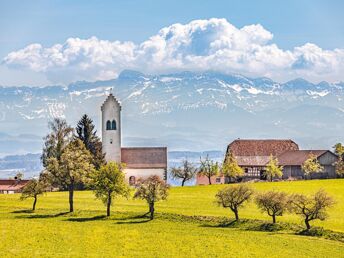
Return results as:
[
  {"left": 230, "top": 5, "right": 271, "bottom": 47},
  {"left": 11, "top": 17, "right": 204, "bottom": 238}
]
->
[{"left": 2, "top": 18, "right": 344, "bottom": 84}]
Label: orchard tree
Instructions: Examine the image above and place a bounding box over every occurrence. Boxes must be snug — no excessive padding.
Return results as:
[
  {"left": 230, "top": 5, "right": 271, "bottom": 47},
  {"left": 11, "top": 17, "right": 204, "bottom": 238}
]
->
[
  {"left": 134, "top": 175, "right": 169, "bottom": 220},
  {"left": 15, "top": 172, "right": 24, "bottom": 180},
  {"left": 170, "top": 159, "right": 197, "bottom": 186},
  {"left": 198, "top": 155, "right": 219, "bottom": 185},
  {"left": 41, "top": 118, "right": 73, "bottom": 167},
  {"left": 20, "top": 178, "right": 48, "bottom": 211},
  {"left": 215, "top": 184, "right": 254, "bottom": 221},
  {"left": 222, "top": 152, "right": 244, "bottom": 183},
  {"left": 264, "top": 155, "right": 283, "bottom": 182},
  {"left": 334, "top": 143, "right": 344, "bottom": 177},
  {"left": 75, "top": 114, "right": 105, "bottom": 169},
  {"left": 91, "top": 162, "right": 130, "bottom": 216},
  {"left": 302, "top": 153, "right": 324, "bottom": 179},
  {"left": 288, "top": 189, "right": 335, "bottom": 230},
  {"left": 255, "top": 190, "right": 288, "bottom": 223},
  {"left": 46, "top": 139, "right": 94, "bottom": 212}
]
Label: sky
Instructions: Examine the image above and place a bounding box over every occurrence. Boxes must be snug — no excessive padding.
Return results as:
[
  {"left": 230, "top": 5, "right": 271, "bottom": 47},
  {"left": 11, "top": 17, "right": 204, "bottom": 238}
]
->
[{"left": 0, "top": 0, "right": 344, "bottom": 86}]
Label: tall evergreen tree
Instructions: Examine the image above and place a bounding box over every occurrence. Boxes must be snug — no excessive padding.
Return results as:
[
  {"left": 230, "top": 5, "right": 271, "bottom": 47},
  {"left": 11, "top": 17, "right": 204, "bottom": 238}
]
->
[{"left": 75, "top": 114, "right": 105, "bottom": 169}]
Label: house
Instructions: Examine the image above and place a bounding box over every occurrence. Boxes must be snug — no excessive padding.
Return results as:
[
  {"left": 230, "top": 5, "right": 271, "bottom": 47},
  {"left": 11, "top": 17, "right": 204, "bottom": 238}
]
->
[
  {"left": 196, "top": 139, "right": 337, "bottom": 185},
  {"left": 101, "top": 94, "right": 167, "bottom": 185},
  {"left": 0, "top": 179, "right": 29, "bottom": 194}
]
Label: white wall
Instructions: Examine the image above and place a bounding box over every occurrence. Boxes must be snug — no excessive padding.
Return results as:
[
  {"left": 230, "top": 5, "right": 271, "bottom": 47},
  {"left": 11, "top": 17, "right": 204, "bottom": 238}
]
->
[{"left": 123, "top": 168, "right": 166, "bottom": 182}]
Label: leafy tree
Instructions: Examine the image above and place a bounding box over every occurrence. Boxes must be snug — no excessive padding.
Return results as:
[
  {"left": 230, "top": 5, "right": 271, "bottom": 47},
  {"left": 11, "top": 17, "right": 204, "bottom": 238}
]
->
[
  {"left": 15, "top": 172, "right": 24, "bottom": 180},
  {"left": 134, "top": 175, "right": 169, "bottom": 220},
  {"left": 302, "top": 153, "right": 324, "bottom": 179},
  {"left": 222, "top": 152, "right": 244, "bottom": 183},
  {"left": 255, "top": 190, "right": 288, "bottom": 223},
  {"left": 46, "top": 139, "right": 94, "bottom": 212},
  {"left": 198, "top": 155, "right": 219, "bottom": 185},
  {"left": 215, "top": 184, "right": 254, "bottom": 221},
  {"left": 264, "top": 155, "right": 283, "bottom": 182},
  {"left": 334, "top": 143, "right": 344, "bottom": 177},
  {"left": 170, "top": 159, "right": 197, "bottom": 186},
  {"left": 75, "top": 114, "right": 105, "bottom": 169},
  {"left": 288, "top": 190, "right": 335, "bottom": 230},
  {"left": 20, "top": 178, "right": 47, "bottom": 211},
  {"left": 91, "top": 162, "right": 130, "bottom": 216},
  {"left": 41, "top": 118, "right": 74, "bottom": 167}
]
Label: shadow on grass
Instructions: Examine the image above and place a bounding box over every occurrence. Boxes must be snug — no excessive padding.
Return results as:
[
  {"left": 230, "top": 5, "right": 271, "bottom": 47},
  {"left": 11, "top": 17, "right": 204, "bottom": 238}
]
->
[
  {"left": 11, "top": 209, "right": 34, "bottom": 214},
  {"left": 67, "top": 215, "right": 107, "bottom": 222},
  {"left": 15, "top": 212, "right": 70, "bottom": 219},
  {"left": 114, "top": 212, "right": 151, "bottom": 224}
]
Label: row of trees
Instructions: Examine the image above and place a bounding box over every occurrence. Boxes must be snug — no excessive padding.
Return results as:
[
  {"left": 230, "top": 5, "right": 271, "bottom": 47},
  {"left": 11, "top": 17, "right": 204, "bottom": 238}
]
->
[
  {"left": 215, "top": 184, "right": 335, "bottom": 230},
  {"left": 172, "top": 146, "right": 344, "bottom": 186}
]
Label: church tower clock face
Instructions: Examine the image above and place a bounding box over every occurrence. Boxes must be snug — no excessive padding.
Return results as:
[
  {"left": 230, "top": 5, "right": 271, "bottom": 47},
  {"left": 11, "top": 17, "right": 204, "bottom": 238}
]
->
[{"left": 101, "top": 93, "right": 121, "bottom": 163}]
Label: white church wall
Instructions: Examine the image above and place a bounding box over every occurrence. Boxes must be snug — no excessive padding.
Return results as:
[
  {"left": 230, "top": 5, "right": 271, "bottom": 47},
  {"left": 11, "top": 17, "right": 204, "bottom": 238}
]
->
[{"left": 124, "top": 168, "right": 165, "bottom": 182}]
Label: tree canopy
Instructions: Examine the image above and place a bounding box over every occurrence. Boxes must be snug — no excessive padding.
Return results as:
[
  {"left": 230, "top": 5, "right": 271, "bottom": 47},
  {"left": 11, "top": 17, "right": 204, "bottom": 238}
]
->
[
  {"left": 222, "top": 152, "right": 244, "bottom": 182},
  {"left": 198, "top": 155, "right": 219, "bottom": 185},
  {"left": 264, "top": 155, "right": 283, "bottom": 182},
  {"left": 302, "top": 153, "right": 324, "bottom": 179},
  {"left": 20, "top": 178, "right": 47, "bottom": 211},
  {"left": 170, "top": 159, "right": 197, "bottom": 186},
  {"left": 255, "top": 190, "right": 288, "bottom": 223}
]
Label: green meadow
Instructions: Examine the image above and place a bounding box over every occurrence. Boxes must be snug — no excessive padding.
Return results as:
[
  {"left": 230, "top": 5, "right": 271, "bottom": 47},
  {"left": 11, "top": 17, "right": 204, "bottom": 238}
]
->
[{"left": 1, "top": 179, "right": 344, "bottom": 257}]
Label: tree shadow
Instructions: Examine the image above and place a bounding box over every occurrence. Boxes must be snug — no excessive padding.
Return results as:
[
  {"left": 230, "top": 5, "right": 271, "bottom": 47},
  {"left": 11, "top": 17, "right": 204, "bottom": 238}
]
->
[
  {"left": 67, "top": 215, "right": 107, "bottom": 222},
  {"left": 11, "top": 209, "right": 34, "bottom": 214},
  {"left": 15, "top": 212, "right": 70, "bottom": 219},
  {"left": 115, "top": 218, "right": 151, "bottom": 224},
  {"left": 114, "top": 212, "right": 151, "bottom": 224}
]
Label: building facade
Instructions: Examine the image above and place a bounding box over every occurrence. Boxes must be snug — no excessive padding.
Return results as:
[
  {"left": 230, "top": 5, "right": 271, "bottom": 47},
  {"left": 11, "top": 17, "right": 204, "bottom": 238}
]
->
[{"left": 101, "top": 94, "right": 167, "bottom": 185}]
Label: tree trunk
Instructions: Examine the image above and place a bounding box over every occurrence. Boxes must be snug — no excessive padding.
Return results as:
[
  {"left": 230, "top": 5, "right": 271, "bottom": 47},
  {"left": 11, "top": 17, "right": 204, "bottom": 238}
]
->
[
  {"left": 305, "top": 219, "right": 311, "bottom": 230},
  {"left": 234, "top": 210, "right": 239, "bottom": 221},
  {"left": 208, "top": 176, "right": 212, "bottom": 185},
  {"left": 149, "top": 202, "right": 155, "bottom": 220},
  {"left": 32, "top": 195, "right": 37, "bottom": 211},
  {"left": 107, "top": 191, "right": 111, "bottom": 217},
  {"left": 181, "top": 179, "right": 186, "bottom": 187},
  {"left": 270, "top": 175, "right": 273, "bottom": 182},
  {"left": 69, "top": 183, "right": 74, "bottom": 212},
  {"left": 272, "top": 214, "right": 276, "bottom": 224}
]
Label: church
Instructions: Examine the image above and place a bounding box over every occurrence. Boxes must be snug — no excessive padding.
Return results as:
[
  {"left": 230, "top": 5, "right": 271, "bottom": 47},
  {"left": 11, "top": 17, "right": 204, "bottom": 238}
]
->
[{"left": 101, "top": 93, "right": 167, "bottom": 185}]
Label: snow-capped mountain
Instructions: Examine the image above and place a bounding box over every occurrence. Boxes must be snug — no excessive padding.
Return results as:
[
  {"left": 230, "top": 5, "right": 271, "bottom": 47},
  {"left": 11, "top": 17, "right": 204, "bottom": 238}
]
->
[{"left": 0, "top": 70, "right": 343, "bottom": 156}]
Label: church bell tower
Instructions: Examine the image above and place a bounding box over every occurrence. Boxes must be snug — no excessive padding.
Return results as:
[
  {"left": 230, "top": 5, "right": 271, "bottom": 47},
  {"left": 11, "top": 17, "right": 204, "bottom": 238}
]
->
[{"left": 101, "top": 93, "right": 121, "bottom": 163}]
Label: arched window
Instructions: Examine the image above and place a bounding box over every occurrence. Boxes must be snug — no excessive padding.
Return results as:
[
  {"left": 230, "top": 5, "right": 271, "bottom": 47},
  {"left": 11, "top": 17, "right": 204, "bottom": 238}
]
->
[
  {"left": 111, "top": 120, "right": 116, "bottom": 130},
  {"left": 129, "top": 176, "right": 136, "bottom": 186},
  {"left": 106, "top": 120, "right": 111, "bottom": 130}
]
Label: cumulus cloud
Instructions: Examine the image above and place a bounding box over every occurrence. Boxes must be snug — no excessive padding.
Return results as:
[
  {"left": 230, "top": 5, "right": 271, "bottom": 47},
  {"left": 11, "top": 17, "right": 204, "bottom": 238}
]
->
[{"left": 3, "top": 18, "right": 344, "bottom": 84}]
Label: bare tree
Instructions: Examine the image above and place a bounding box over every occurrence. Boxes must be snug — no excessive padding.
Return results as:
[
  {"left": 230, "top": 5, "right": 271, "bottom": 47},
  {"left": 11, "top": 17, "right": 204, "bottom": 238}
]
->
[
  {"left": 20, "top": 178, "right": 48, "bottom": 211},
  {"left": 288, "top": 189, "right": 335, "bottom": 230},
  {"left": 170, "top": 159, "right": 197, "bottom": 186},
  {"left": 134, "top": 175, "right": 169, "bottom": 220},
  {"left": 198, "top": 155, "right": 219, "bottom": 185},
  {"left": 215, "top": 184, "right": 254, "bottom": 221},
  {"left": 255, "top": 190, "right": 288, "bottom": 223}
]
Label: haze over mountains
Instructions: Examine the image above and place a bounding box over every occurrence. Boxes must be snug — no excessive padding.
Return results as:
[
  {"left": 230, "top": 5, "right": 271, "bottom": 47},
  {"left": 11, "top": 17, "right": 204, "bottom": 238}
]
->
[{"left": 0, "top": 70, "right": 343, "bottom": 161}]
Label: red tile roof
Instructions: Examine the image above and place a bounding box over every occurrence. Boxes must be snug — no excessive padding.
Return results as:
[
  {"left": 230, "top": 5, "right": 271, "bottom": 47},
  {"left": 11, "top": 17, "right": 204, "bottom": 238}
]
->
[
  {"left": 227, "top": 139, "right": 299, "bottom": 157},
  {"left": 277, "top": 150, "right": 332, "bottom": 166},
  {"left": 0, "top": 179, "right": 29, "bottom": 191},
  {"left": 121, "top": 147, "right": 167, "bottom": 169}
]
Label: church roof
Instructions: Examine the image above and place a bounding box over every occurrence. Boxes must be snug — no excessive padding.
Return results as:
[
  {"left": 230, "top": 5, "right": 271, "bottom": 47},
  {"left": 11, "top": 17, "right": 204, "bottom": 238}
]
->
[
  {"left": 101, "top": 93, "right": 121, "bottom": 111},
  {"left": 121, "top": 147, "right": 167, "bottom": 169}
]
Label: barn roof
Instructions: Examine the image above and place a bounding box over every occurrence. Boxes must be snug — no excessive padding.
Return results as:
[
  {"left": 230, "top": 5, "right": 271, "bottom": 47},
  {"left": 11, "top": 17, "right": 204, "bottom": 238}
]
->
[
  {"left": 227, "top": 139, "right": 299, "bottom": 156},
  {"left": 121, "top": 147, "right": 167, "bottom": 169},
  {"left": 0, "top": 179, "right": 29, "bottom": 191},
  {"left": 277, "top": 150, "right": 334, "bottom": 166}
]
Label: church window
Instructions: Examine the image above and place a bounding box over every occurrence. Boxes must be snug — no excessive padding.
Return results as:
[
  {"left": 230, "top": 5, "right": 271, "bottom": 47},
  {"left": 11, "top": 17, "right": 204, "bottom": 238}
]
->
[
  {"left": 106, "top": 120, "right": 111, "bottom": 130},
  {"left": 111, "top": 120, "right": 116, "bottom": 130},
  {"left": 110, "top": 139, "right": 113, "bottom": 144}
]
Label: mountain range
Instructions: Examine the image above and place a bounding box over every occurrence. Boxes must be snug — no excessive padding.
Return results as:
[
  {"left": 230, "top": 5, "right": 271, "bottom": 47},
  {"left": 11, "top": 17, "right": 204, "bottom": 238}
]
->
[{"left": 0, "top": 70, "right": 343, "bottom": 158}]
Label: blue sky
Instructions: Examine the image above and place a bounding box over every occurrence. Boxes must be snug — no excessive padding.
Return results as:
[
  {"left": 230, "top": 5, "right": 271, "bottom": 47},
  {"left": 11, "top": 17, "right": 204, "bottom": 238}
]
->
[{"left": 1, "top": 0, "right": 344, "bottom": 85}]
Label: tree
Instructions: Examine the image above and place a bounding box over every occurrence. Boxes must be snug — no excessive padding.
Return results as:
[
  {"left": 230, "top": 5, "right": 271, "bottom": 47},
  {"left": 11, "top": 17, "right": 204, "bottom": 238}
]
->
[
  {"left": 170, "top": 159, "right": 197, "bottom": 186},
  {"left": 264, "top": 155, "right": 283, "bottom": 182},
  {"left": 134, "top": 175, "right": 169, "bottom": 220},
  {"left": 255, "top": 191, "right": 288, "bottom": 223},
  {"left": 46, "top": 139, "right": 94, "bottom": 212},
  {"left": 222, "top": 152, "right": 244, "bottom": 183},
  {"left": 41, "top": 118, "right": 74, "bottom": 168},
  {"left": 75, "top": 114, "right": 105, "bottom": 169},
  {"left": 333, "top": 143, "right": 344, "bottom": 177},
  {"left": 198, "top": 155, "right": 219, "bottom": 185},
  {"left": 20, "top": 178, "right": 47, "bottom": 211},
  {"left": 302, "top": 153, "right": 324, "bottom": 179},
  {"left": 288, "top": 190, "right": 335, "bottom": 230},
  {"left": 215, "top": 184, "right": 254, "bottom": 221},
  {"left": 91, "top": 162, "right": 130, "bottom": 216}
]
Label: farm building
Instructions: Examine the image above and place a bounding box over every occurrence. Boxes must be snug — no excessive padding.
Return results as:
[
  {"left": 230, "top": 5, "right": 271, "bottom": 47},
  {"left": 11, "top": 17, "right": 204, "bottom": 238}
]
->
[
  {"left": 196, "top": 139, "right": 338, "bottom": 185},
  {"left": 0, "top": 179, "right": 29, "bottom": 194},
  {"left": 101, "top": 93, "right": 167, "bottom": 185}
]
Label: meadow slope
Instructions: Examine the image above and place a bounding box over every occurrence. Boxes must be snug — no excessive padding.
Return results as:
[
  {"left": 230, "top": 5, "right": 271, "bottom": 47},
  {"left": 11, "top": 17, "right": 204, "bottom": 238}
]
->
[{"left": 0, "top": 179, "right": 343, "bottom": 257}]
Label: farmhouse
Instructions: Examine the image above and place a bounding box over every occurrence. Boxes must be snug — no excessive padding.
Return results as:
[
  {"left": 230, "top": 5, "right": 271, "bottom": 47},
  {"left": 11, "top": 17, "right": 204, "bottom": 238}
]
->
[
  {"left": 101, "top": 93, "right": 167, "bottom": 185},
  {"left": 0, "top": 179, "right": 29, "bottom": 194},
  {"left": 197, "top": 139, "right": 337, "bottom": 185}
]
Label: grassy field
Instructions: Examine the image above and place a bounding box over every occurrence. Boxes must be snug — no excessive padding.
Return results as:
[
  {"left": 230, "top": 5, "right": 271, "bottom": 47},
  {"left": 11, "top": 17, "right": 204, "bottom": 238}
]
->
[{"left": 1, "top": 179, "right": 344, "bottom": 257}]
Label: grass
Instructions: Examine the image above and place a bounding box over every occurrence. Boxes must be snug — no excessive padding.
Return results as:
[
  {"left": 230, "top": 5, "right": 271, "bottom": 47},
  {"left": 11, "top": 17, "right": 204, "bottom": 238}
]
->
[{"left": 0, "top": 179, "right": 344, "bottom": 257}]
